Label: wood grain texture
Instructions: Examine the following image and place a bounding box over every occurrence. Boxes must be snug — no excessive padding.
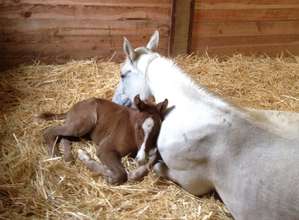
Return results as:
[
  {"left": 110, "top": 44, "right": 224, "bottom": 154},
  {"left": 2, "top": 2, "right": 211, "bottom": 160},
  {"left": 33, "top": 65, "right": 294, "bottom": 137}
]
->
[
  {"left": 0, "top": 0, "right": 172, "bottom": 69},
  {"left": 2, "top": 0, "right": 171, "bottom": 7},
  {"left": 191, "top": 0, "right": 299, "bottom": 56},
  {"left": 193, "top": 8, "right": 299, "bottom": 22},
  {"left": 193, "top": 43, "right": 299, "bottom": 56},
  {"left": 170, "top": 0, "right": 193, "bottom": 55},
  {"left": 195, "top": 0, "right": 299, "bottom": 9},
  {"left": 192, "top": 21, "right": 299, "bottom": 37}
]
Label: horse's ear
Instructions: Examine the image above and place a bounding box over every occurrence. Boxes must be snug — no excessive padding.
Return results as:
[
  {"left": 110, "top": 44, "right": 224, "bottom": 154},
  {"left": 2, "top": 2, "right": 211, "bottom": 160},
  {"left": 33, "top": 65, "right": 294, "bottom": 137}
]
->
[
  {"left": 157, "top": 98, "right": 168, "bottom": 117},
  {"left": 123, "top": 37, "right": 135, "bottom": 63},
  {"left": 146, "top": 30, "right": 159, "bottom": 51},
  {"left": 134, "top": 95, "right": 146, "bottom": 111}
]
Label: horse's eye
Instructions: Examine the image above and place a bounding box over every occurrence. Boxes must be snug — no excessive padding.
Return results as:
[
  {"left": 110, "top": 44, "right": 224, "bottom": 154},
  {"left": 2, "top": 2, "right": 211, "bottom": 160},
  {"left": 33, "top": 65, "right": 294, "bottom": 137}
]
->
[{"left": 121, "top": 70, "right": 130, "bottom": 79}]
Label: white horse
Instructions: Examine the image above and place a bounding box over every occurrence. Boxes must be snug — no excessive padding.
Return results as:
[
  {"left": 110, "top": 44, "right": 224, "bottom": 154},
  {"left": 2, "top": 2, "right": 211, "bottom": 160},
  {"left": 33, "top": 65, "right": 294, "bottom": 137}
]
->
[{"left": 113, "top": 31, "right": 299, "bottom": 220}]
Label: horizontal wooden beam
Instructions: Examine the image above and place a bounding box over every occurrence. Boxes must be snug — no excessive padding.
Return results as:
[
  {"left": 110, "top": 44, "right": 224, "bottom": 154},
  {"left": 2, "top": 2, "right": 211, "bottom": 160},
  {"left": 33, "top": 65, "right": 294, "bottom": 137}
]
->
[
  {"left": 194, "top": 8, "right": 299, "bottom": 22},
  {"left": 192, "top": 21, "right": 299, "bottom": 37}
]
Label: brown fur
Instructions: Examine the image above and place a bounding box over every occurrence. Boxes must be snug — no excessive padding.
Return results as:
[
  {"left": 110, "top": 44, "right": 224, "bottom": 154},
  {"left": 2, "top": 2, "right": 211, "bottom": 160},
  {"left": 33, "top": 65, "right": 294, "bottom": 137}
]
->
[{"left": 39, "top": 95, "right": 168, "bottom": 185}]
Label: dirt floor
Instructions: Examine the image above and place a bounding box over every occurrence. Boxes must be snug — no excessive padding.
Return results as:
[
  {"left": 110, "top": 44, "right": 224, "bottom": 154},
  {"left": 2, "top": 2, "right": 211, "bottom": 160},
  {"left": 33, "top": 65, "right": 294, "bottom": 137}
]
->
[{"left": 1, "top": 54, "right": 298, "bottom": 219}]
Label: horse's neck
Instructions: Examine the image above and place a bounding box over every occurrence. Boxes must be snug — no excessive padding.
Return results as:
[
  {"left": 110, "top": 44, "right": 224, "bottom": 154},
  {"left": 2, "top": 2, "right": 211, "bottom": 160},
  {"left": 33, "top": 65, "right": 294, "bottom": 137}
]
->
[
  {"left": 147, "top": 56, "right": 231, "bottom": 112},
  {"left": 145, "top": 57, "right": 281, "bottom": 134}
]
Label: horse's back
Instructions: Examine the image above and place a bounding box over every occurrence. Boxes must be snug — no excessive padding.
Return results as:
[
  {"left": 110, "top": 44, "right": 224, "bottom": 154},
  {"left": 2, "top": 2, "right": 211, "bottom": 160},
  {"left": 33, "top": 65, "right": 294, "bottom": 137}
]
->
[
  {"left": 221, "top": 119, "right": 299, "bottom": 220},
  {"left": 247, "top": 108, "right": 299, "bottom": 138}
]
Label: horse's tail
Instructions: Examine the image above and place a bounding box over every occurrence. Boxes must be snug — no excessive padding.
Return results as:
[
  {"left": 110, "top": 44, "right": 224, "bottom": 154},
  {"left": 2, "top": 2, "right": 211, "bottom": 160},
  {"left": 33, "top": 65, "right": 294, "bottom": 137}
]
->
[{"left": 37, "top": 112, "right": 67, "bottom": 121}]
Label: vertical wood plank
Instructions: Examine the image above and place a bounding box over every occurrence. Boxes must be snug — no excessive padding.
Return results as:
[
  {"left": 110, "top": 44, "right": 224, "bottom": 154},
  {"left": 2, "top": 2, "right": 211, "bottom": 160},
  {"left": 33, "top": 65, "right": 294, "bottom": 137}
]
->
[{"left": 170, "top": 0, "right": 194, "bottom": 56}]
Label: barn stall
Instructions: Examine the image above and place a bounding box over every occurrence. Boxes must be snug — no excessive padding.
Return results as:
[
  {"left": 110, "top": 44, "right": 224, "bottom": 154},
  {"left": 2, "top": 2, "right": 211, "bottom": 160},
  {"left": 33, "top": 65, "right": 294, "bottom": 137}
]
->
[{"left": 1, "top": 0, "right": 299, "bottom": 219}]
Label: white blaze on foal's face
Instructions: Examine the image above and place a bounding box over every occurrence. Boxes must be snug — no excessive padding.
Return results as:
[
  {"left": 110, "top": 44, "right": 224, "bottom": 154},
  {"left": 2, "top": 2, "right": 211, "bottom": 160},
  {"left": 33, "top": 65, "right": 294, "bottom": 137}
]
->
[{"left": 136, "top": 117, "right": 154, "bottom": 165}]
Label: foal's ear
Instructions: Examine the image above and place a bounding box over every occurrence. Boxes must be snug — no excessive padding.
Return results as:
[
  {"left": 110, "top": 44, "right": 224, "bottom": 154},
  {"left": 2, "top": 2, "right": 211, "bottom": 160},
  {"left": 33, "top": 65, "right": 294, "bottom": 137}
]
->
[
  {"left": 134, "top": 95, "right": 146, "bottom": 111},
  {"left": 146, "top": 30, "right": 159, "bottom": 51},
  {"left": 123, "top": 37, "right": 136, "bottom": 63},
  {"left": 157, "top": 98, "right": 168, "bottom": 116}
]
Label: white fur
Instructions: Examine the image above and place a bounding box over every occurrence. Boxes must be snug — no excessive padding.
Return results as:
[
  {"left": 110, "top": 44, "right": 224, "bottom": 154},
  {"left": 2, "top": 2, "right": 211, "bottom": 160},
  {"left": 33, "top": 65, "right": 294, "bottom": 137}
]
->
[
  {"left": 117, "top": 42, "right": 299, "bottom": 219},
  {"left": 114, "top": 32, "right": 299, "bottom": 220},
  {"left": 146, "top": 30, "right": 159, "bottom": 50},
  {"left": 78, "top": 149, "right": 90, "bottom": 162},
  {"left": 136, "top": 117, "right": 154, "bottom": 164}
]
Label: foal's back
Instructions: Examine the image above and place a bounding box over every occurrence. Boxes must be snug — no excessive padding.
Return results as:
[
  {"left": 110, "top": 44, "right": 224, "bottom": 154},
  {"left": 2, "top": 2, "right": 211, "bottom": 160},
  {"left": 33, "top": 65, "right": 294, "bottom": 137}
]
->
[{"left": 89, "top": 98, "right": 143, "bottom": 156}]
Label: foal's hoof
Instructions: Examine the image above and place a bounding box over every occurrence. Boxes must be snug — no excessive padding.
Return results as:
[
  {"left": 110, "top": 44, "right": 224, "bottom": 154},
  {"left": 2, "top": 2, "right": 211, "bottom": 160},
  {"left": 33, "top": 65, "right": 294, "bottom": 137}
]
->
[
  {"left": 106, "top": 173, "right": 128, "bottom": 185},
  {"left": 64, "top": 154, "right": 75, "bottom": 164},
  {"left": 128, "top": 171, "right": 141, "bottom": 182},
  {"left": 77, "top": 149, "right": 91, "bottom": 162}
]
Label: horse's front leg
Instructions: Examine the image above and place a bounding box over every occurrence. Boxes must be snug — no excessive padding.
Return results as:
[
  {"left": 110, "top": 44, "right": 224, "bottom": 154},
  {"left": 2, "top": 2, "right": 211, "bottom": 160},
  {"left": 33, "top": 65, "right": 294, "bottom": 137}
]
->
[{"left": 153, "top": 161, "right": 213, "bottom": 196}]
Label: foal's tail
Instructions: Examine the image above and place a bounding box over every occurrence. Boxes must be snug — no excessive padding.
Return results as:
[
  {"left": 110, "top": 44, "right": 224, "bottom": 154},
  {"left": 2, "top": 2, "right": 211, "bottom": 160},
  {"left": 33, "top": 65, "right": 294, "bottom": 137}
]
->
[{"left": 37, "top": 112, "right": 67, "bottom": 121}]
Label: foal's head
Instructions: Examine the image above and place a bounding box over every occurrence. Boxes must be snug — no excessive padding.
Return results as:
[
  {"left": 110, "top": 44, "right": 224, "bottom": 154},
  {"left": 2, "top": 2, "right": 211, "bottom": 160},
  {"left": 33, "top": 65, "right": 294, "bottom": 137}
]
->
[{"left": 133, "top": 95, "right": 168, "bottom": 165}]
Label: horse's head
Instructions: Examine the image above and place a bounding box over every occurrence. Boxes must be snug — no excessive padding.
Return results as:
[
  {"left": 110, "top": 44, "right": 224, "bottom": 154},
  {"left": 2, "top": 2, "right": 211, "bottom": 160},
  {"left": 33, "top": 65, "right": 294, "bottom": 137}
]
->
[{"left": 112, "top": 31, "right": 160, "bottom": 106}]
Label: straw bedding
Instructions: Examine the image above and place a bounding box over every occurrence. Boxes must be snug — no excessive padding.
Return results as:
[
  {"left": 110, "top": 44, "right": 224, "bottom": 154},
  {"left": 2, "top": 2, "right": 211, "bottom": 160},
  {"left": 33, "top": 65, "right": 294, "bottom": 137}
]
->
[{"left": 0, "top": 54, "right": 298, "bottom": 220}]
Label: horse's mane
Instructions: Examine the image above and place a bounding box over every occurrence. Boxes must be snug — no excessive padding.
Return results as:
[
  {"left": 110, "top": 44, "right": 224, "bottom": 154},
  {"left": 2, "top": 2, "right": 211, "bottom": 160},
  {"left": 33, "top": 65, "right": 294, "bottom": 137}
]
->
[
  {"left": 147, "top": 55, "right": 292, "bottom": 135},
  {"left": 148, "top": 55, "right": 234, "bottom": 113}
]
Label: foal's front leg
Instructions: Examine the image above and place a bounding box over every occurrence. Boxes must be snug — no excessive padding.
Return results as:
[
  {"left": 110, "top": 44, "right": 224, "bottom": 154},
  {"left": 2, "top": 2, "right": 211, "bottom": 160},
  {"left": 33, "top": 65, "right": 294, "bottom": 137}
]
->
[
  {"left": 128, "top": 149, "right": 158, "bottom": 181},
  {"left": 97, "top": 148, "right": 128, "bottom": 185},
  {"left": 78, "top": 149, "right": 113, "bottom": 177}
]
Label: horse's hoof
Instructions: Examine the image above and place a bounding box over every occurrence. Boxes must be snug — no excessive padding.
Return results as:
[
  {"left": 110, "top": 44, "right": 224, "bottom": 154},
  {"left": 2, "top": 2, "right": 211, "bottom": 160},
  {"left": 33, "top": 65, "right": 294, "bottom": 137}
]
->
[
  {"left": 153, "top": 161, "right": 167, "bottom": 177},
  {"left": 77, "top": 149, "right": 90, "bottom": 162}
]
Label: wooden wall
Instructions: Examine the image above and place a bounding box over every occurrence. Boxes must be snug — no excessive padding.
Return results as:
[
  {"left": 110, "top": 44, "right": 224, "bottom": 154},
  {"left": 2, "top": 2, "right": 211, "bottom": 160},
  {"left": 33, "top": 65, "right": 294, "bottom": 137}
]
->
[
  {"left": 2, "top": 0, "right": 299, "bottom": 69},
  {"left": 191, "top": 0, "right": 299, "bottom": 56},
  {"left": 0, "top": 0, "right": 172, "bottom": 69}
]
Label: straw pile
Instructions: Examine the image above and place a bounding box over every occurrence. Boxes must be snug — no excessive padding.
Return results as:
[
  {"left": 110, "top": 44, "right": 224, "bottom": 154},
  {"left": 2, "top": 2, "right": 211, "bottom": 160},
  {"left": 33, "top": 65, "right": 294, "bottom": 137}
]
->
[{"left": 0, "top": 54, "right": 298, "bottom": 220}]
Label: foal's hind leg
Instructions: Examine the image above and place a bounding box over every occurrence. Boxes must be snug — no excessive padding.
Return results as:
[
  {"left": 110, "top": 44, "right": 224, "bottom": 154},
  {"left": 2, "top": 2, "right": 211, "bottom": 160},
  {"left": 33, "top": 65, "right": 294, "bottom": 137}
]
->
[
  {"left": 44, "top": 122, "right": 93, "bottom": 157},
  {"left": 43, "top": 126, "right": 64, "bottom": 157},
  {"left": 60, "top": 138, "right": 74, "bottom": 162}
]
